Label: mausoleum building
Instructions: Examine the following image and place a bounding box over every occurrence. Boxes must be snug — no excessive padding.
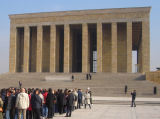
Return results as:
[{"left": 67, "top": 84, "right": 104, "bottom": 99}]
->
[{"left": 9, "top": 7, "right": 150, "bottom": 73}]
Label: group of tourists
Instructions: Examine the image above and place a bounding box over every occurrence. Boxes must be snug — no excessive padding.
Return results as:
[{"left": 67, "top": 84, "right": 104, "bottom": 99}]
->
[{"left": 0, "top": 87, "right": 92, "bottom": 119}]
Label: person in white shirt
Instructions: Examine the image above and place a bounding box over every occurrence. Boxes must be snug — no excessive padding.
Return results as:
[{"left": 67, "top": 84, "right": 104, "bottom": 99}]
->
[{"left": 15, "top": 88, "right": 29, "bottom": 119}]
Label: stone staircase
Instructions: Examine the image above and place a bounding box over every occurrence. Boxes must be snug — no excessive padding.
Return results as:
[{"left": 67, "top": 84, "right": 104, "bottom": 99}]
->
[{"left": 0, "top": 72, "right": 160, "bottom": 97}]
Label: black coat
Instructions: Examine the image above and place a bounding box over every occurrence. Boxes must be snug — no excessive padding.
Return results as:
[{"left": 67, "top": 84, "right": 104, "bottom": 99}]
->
[
  {"left": 66, "top": 93, "right": 74, "bottom": 107},
  {"left": 11, "top": 94, "right": 16, "bottom": 109},
  {"left": 57, "top": 93, "right": 65, "bottom": 106},
  {"left": 131, "top": 92, "right": 136, "bottom": 100},
  {"left": 31, "top": 94, "right": 42, "bottom": 109},
  {"left": 4, "top": 95, "right": 12, "bottom": 110},
  {"left": 46, "top": 93, "right": 56, "bottom": 108},
  {"left": 78, "top": 91, "right": 82, "bottom": 100}
]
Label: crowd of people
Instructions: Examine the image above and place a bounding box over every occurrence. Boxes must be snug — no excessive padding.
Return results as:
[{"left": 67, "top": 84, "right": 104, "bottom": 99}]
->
[{"left": 0, "top": 87, "right": 92, "bottom": 119}]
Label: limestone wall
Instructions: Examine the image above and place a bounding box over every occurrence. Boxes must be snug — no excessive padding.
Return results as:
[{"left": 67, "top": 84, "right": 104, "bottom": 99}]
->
[
  {"left": 146, "top": 71, "right": 160, "bottom": 84},
  {"left": 102, "top": 24, "right": 111, "bottom": 72}
]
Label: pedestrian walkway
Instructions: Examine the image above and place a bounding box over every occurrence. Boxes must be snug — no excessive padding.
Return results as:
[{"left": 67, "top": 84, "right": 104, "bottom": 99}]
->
[
  {"left": 93, "top": 96, "right": 160, "bottom": 102},
  {"left": 54, "top": 104, "right": 160, "bottom": 119}
]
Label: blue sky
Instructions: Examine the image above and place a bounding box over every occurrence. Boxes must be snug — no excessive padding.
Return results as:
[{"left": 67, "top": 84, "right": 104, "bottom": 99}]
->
[{"left": 0, "top": 0, "right": 159, "bottom": 73}]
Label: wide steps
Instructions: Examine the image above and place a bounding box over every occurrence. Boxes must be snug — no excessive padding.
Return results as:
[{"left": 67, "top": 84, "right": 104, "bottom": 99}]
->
[{"left": 0, "top": 72, "right": 160, "bottom": 97}]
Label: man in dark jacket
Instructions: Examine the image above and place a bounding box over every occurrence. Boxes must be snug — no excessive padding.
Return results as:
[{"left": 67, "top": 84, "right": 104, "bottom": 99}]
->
[
  {"left": 31, "top": 89, "right": 42, "bottom": 119},
  {"left": 66, "top": 90, "right": 74, "bottom": 117},
  {"left": 4, "top": 90, "right": 12, "bottom": 119},
  {"left": 57, "top": 90, "right": 65, "bottom": 114},
  {"left": 77, "top": 89, "right": 82, "bottom": 109},
  {"left": 10, "top": 89, "right": 16, "bottom": 119},
  {"left": 89, "top": 74, "right": 92, "bottom": 80},
  {"left": 86, "top": 74, "right": 89, "bottom": 80},
  {"left": 71, "top": 75, "right": 74, "bottom": 82},
  {"left": 131, "top": 90, "right": 136, "bottom": 107}
]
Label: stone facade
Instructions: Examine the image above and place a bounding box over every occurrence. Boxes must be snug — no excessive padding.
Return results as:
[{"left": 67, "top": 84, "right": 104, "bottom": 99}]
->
[
  {"left": 9, "top": 7, "right": 151, "bottom": 73},
  {"left": 146, "top": 71, "right": 160, "bottom": 84}
]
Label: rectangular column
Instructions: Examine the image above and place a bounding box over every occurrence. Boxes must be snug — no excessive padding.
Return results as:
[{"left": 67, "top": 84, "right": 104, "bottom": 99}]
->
[
  {"left": 9, "top": 25, "right": 17, "bottom": 73},
  {"left": 82, "top": 23, "right": 90, "bottom": 73},
  {"left": 111, "top": 22, "right": 117, "bottom": 73},
  {"left": 97, "top": 23, "right": 103, "bottom": 72},
  {"left": 50, "top": 25, "right": 56, "bottom": 72},
  {"left": 127, "top": 22, "right": 132, "bottom": 73},
  {"left": 36, "top": 25, "right": 43, "bottom": 72},
  {"left": 141, "top": 20, "right": 150, "bottom": 73},
  {"left": 64, "top": 24, "right": 71, "bottom": 72},
  {"left": 23, "top": 26, "right": 30, "bottom": 72}
]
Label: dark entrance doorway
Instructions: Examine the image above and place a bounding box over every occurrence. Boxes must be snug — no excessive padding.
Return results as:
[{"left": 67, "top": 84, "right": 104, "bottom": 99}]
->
[
  {"left": 16, "top": 27, "right": 24, "bottom": 72},
  {"left": 29, "top": 27, "right": 37, "bottom": 72},
  {"left": 70, "top": 24, "right": 82, "bottom": 72},
  {"left": 88, "top": 24, "right": 97, "bottom": 72},
  {"left": 56, "top": 25, "right": 64, "bottom": 72}
]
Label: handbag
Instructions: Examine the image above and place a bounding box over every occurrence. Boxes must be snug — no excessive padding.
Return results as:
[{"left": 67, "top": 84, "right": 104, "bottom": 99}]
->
[{"left": 0, "top": 107, "right": 3, "bottom": 112}]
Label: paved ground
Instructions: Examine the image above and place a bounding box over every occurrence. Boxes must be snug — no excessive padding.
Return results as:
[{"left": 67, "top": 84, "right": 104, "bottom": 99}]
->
[
  {"left": 93, "top": 96, "right": 160, "bottom": 101},
  {"left": 52, "top": 97, "right": 160, "bottom": 119},
  {"left": 53, "top": 104, "right": 160, "bottom": 119}
]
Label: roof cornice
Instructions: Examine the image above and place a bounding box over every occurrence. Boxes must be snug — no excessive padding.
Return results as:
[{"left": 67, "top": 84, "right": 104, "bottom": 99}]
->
[{"left": 9, "top": 6, "right": 151, "bottom": 19}]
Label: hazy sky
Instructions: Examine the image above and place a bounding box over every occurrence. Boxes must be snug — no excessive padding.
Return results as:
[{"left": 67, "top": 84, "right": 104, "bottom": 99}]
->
[{"left": 0, "top": 0, "right": 159, "bottom": 74}]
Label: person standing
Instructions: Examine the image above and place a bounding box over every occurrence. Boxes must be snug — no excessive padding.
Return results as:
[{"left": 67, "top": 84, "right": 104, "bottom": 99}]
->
[
  {"left": 46, "top": 88, "right": 55, "bottom": 119},
  {"left": 86, "top": 74, "right": 89, "bottom": 80},
  {"left": 0, "top": 94, "right": 3, "bottom": 119},
  {"left": 31, "top": 89, "right": 42, "bottom": 119},
  {"left": 15, "top": 88, "right": 29, "bottom": 119},
  {"left": 66, "top": 90, "right": 74, "bottom": 117},
  {"left": 42, "top": 89, "right": 48, "bottom": 118},
  {"left": 10, "top": 89, "right": 16, "bottom": 119},
  {"left": 27, "top": 90, "right": 32, "bottom": 119},
  {"left": 52, "top": 90, "right": 57, "bottom": 117},
  {"left": 71, "top": 75, "right": 74, "bottom": 82},
  {"left": 88, "top": 90, "right": 93, "bottom": 105},
  {"left": 84, "top": 90, "right": 91, "bottom": 109},
  {"left": 57, "top": 90, "right": 65, "bottom": 114},
  {"left": 39, "top": 90, "right": 44, "bottom": 117},
  {"left": 89, "top": 74, "right": 92, "bottom": 80},
  {"left": 77, "top": 89, "right": 82, "bottom": 109},
  {"left": 4, "top": 90, "right": 14, "bottom": 119},
  {"left": 73, "top": 89, "right": 78, "bottom": 110},
  {"left": 125, "top": 85, "right": 128, "bottom": 94},
  {"left": 18, "top": 81, "right": 22, "bottom": 89},
  {"left": 131, "top": 90, "right": 136, "bottom": 107}
]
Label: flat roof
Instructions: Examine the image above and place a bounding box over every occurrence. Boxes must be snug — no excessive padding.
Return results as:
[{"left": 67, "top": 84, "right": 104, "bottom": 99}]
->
[{"left": 9, "top": 6, "right": 151, "bottom": 19}]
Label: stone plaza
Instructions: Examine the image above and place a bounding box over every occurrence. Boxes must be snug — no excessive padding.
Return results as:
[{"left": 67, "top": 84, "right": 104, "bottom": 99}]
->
[
  {"left": 52, "top": 96, "right": 160, "bottom": 119},
  {"left": 54, "top": 104, "right": 160, "bottom": 119},
  {"left": 9, "top": 7, "right": 150, "bottom": 74}
]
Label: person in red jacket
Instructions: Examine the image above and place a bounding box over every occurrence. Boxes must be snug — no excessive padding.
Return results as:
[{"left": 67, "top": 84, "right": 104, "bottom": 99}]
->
[
  {"left": 42, "top": 89, "right": 48, "bottom": 118},
  {"left": 27, "top": 89, "right": 32, "bottom": 119}
]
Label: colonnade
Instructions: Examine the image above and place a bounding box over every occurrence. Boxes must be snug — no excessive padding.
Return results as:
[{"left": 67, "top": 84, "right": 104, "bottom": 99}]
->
[{"left": 9, "top": 21, "right": 150, "bottom": 73}]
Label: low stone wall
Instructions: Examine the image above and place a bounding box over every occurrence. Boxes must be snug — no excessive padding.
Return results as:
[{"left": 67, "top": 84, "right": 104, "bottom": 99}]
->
[{"left": 146, "top": 71, "right": 160, "bottom": 84}]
